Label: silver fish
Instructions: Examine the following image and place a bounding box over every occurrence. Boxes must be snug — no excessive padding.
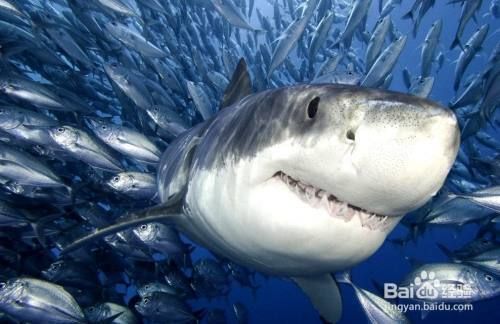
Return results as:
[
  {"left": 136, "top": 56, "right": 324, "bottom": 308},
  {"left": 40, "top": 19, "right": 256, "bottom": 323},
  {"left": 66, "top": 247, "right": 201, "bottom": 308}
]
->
[
  {"left": 361, "top": 35, "right": 407, "bottom": 88},
  {"left": 0, "top": 277, "right": 85, "bottom": 323},
  {"left": 365, "top": 16, "right": 392, "bottom": 71},
  {"left": 105, "top": 21, "right": 166, "bottom": 58},
  {"left": 84, "top": 302, "right": 138, "bottom": 324},
  {"left": 399, "top": 263, "right": 500, "bottom": 303},
  {"left": 49, "top": 125, "right": 123, "bottom": 172},
  {"left": 0, "top": 106, "right": 58, "bottom": 146},
  {"left": 267, "top": 0, "right": 318, "bottom": 77},
  {"left": 454, "top": 24, "right": 489, "bottom": 91},
  {"left": 211, "top": 0, "right": 260, "bottom": 31},
  {"left": 421, "top": 19, "right": 442, "bottom": 77},
  {"left": 336, "top": 271, "right": 409, "bottom": 324},
  {"left": 86, "top": 118, "right": 161, "bottom": 165},
  {"left": 106, "top": 172, "right": 157, "bottom": 200},
  {"left": 0, "top": 143, "right": 64, "bottom": 187},
  {"left": 450, "top": 0, "right": 483, "bottom": 50},
  {"left": 409, "top": 76, "right": 434, "bottom": 98}
]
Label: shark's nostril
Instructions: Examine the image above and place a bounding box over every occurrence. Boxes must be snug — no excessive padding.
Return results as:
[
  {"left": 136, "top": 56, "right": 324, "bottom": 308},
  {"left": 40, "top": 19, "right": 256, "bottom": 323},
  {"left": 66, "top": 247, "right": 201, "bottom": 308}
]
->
[{"left": 346, "top": 129, "right": 356, "bottom": 141}]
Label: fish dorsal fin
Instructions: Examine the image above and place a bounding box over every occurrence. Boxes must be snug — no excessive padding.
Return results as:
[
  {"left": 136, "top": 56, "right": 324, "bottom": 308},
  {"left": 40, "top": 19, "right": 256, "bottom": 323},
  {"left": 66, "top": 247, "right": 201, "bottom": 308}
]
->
[
  {"left": 220, "top": 58, "right": 252, "bottom": 109},
  {"left": 293, "top": 274, "right": 342, "bottom": 323}
]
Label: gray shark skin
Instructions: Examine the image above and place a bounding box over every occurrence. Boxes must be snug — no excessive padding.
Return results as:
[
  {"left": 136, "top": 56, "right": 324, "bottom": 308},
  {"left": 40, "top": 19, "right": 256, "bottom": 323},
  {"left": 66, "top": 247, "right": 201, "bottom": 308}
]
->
[{"left": 63, "top": 84, "right": 460, "bottom": 323}]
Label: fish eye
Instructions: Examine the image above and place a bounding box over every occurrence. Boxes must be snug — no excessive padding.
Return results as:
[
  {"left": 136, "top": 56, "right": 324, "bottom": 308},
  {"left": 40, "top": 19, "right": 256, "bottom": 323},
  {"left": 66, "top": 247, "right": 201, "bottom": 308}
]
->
[
  {"left": 307, "top": 97, "right": 320, "bottom": 119},
  {"left": 485, "top": 275, "right": 493, "bottom": 281},
  {"left": 348, "top": 71, "right": 352, "bottom": 75},
  {"left": 140, "top": 224, "right": 147, "bottom": 231},
  {"left": 15, "top": 299, "right": 22, "bottom": 305},
  {"left": 88, "top": 306, "right": 95, "bottom": 312},
  {"left": 143, "top": 297, "right": 150, "bottom": 304},
  {"left": 0, "top": 282, "right": 5, "bottom": 289},
  {"left": 113, "top": 176, "right": 120, "bottom": 182},
  {"left": 112, "top": 22, "right": 117, "bottom": 26},
  {"left": 57, "top": 127, "right": 65, "bottom": 133},
  {"left": 101, "top": 125, "right": 107, "bottom": 130}
]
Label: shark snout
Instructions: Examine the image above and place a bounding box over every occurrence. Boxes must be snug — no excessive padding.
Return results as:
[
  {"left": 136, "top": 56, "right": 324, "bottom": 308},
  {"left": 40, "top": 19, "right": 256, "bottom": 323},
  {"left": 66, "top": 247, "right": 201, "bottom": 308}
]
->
[{"left": 425, "top": 107, "right": 460, "bottom": 161}]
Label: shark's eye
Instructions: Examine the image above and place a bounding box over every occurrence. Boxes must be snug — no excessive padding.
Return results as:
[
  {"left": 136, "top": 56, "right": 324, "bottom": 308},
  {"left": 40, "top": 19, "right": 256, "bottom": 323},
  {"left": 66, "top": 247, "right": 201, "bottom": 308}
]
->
[
  {"left": 307, "top": 97, "right": 320, "bottom": 119},
  {"left": 346, "top": 129, "right": 356, "bottom": 141}
]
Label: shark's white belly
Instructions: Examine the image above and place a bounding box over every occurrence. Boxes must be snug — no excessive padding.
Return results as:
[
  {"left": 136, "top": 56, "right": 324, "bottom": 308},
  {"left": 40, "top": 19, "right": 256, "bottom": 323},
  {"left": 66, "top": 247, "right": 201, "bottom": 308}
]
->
[{"left": 183, "top": 161, "right": 402, "bottom": 276}]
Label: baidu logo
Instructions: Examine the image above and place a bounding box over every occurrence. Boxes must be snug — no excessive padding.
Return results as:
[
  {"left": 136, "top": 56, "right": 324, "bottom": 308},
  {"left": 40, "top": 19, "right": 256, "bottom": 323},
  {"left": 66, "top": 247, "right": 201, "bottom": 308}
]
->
[
  {"left": 384, "top": 270, "right": 475, "bottom": 300},
  {"left": 414, "top": 270, "right": 440, "bottom": 300}
]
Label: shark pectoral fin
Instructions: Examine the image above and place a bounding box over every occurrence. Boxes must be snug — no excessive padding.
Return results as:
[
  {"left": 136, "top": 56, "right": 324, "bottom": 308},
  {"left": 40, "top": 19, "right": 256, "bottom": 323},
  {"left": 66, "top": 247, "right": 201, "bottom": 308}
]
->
[
  {"left": 60, "top": 195, "right": 184, "bottom": 255},
  {"left": 292, "top": 274, "right": 342, "bottom": 323}
]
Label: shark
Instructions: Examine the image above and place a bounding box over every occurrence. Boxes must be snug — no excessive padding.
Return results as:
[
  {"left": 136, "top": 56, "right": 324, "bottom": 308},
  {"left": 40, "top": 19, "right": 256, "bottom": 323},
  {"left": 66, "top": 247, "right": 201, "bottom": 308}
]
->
[{"left": 62, "top": 60, "right": 460, "bottom": 322}]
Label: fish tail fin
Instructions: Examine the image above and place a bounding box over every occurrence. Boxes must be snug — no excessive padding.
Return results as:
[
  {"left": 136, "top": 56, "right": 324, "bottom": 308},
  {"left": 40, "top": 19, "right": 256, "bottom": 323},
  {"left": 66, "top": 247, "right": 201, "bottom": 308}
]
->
[
  {"left": 60, "top": 199, "right": 183, "bottom": 255},
  {"left": 450, "top": 36, "right": 463, "bottom": 50},
  {"left": 334, "top": 271, "right": 352, "bottom": 284},
  {"left": 32, "top": 212, "right": 67, "bottom": 248},
  {"left": 402, "top": 10, "right": 414, "bottom": 21}
]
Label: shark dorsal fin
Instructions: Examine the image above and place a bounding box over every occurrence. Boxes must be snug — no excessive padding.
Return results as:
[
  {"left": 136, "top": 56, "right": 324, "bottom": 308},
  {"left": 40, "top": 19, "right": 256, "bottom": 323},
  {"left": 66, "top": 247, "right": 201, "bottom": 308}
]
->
[{"left": 220, "top": 58, "right": 253, "bottom": 109}]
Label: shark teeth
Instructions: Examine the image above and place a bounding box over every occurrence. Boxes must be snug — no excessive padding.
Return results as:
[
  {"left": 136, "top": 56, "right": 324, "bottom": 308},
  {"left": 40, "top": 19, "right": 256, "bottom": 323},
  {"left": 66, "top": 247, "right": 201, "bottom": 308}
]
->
[{"left": 275, "top": 171, "right": 389, "bottom": 231}]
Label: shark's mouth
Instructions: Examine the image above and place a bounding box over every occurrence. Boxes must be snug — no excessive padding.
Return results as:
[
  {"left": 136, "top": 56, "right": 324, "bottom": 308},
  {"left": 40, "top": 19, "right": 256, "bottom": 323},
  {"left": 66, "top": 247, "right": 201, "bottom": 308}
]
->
[{"left": 274, "top": 171, "right": 392, "bottom": 231}]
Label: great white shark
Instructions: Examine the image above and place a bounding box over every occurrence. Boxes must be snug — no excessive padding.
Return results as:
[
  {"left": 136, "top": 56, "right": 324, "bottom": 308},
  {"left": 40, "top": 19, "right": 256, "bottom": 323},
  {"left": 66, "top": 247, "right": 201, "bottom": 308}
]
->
[{"left": 63, "top": 60, "right": 460, "bottom": 322}]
